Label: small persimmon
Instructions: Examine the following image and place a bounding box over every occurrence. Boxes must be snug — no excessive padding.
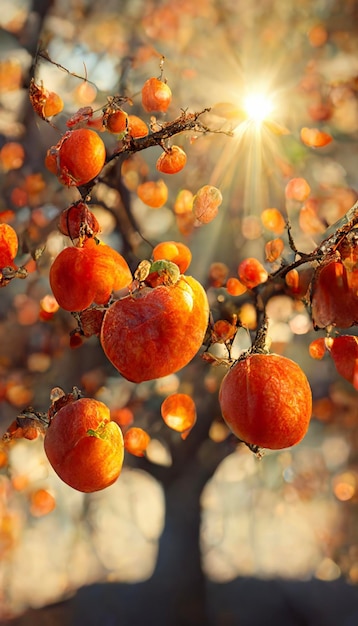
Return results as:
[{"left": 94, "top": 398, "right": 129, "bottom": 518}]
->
[
  {"left": 261, "top": 208, "right": 286, "bottom": 234},
  {"left": 137, "top": 179, "right": 168, "bottom": 208},
  {"left": 58, "top": 202, "right": 100, "bottom": 241},
  {"left": 44, "top": 397, "right": 124, "bottom": 492},
  {"left": 226, "top": 277, "right": 247, "bottom": 296},
  {"left": 161, "top": 393, "right": 196, "bottom": 439},
  {"left": 105, "top": 109, "right": 128, "bottom": 134},
  {"left": 127, "top": 115, "right": 149, "bottom": 138},
  {"left": 43, "top": 91, "right": 64, "bottom": 117},
  {"left": 29, "top": 79, "right": 63, "bottom": 119},
  {"left": 124, "top": 427, "right": 151, "bottom": 457},
  {"left": 0, "top": 142, "right": 25, "bottom": 171},
  {"left": 192, "top": 185, "right": 223, "bottom": 224},
  {"left": 238, "top": 257, "right": 268, "bottom": 289},
  {"left": 100, "top": 263, "right": 209, "bottom": 383},
  {"left": 45, "top": 129, "right": 106, "bottom": 187},
  {"left": 219, "top": 353, "right": 312, "bottom": 449},
  {"left": 141, "top": 77, "right": 172, "bottom": 112},
  {"left": 0, "top": 223, "right": 18, "bottom": 267},
  {"left": 328, "top": 335, "right": 358, "bottom": 389},
  {"left": 265, "top": 238, "right": 284, "bottom": 262},
  {"left": 300, "top": 127, "right": 332, "bottom": 148},
  {"left": 311, "top": 257, "right": 358, "bottom": 328},
  {"left": 152, "top": 241, "right": 192, "bottom": 273},
  {"left": 156, "top": 146, "right": 187, "bottom": 174},
  {"left": 285, "top": 177, "right": 311, "bottom": 202},
  {"left": 308, "top": 337, "right": 327, "bottom": 360},
  {"left": 49, "top": 238, "right": 132, "bottom": 311}
]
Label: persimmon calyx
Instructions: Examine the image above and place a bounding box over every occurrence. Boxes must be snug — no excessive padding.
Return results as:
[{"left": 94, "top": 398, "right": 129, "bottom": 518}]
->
[
  {"left": 87, "top": 421, "right": 110, "bottom": 439},
  {"left": 145, "top": 259, "right": 181, "bottom": 287}
]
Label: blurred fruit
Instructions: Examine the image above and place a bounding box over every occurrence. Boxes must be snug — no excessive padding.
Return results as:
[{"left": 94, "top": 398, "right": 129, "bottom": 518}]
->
[{"left": 137, "top": 179, "right": 168, "bottom": 208}]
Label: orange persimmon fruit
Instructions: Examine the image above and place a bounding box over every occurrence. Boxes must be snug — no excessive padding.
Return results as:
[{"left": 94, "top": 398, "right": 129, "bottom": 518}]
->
[
  {"left": 219, "top": 353, "right": 312, "bottom": 449},
  {"left": 105, "top": 109, "right": 128, "bottom": 134},
  {"left": 328, "top": 335, "right": 358, "bottom": 389},
  {"left": 192, "top": 185, "right": 223, "bottom": 224},
  {"left": 44, "top": 397, "right": 124, "bottom": 492},
  {"left": 161, "top": 393, "right": 197, "bottom": 439},
  {"left": 58, "top": 202, "right": 100, "bottom": 241},
  {"left": 226, "top": 277, "right": 247, "bottom": 296},
  {"left": 124, "top": 427, "right": 151, "bottom": 457},
  {"left": 261, "top": 208, "right": 286, "bottom": 234},
  {"left": 0, "top": 223, "right": 18, "bottom": 268},
  {"left": 141, "top": 77, "right": 172, "bottom": 112},
  {"left": 100, "top": 262, "right": 209, "bottom": 383},
  {"left": 311, "top": 257, "right": 358, "bottom": 328},
  {"left": 0, "top": 142, "right": 25, "bottom": 171},
  {"left": 49, "top": 238, "right": 132, "bottom": 311},
  {"left": 152, "top": 240, "right": 192, "bottom": 273},
  {"left": 285, "top": 177, "right": 311, "bottom": 202},
  {"left": 137, "top": 179, "right": 168, "bottom": 208},
  {"left": 265, "top": 238, "right": 284, "bottom": 262},
  {"left": 127, "top": 115, "right": 149, "bottom": 138},
  {"left": 156, "top": 146, "right": 187, "bottom": 174},
  {"left": 308, "top": 337, "right": 327, "bottom": 360},
  {"left": 238, "top": 257, "right": 268, "bottom": 289},
  {"left": 45, "top": 129, "right": 106, "bottom": 186},
  {"left": 300, "top": 127, "right": 332, "bottom": 148}
]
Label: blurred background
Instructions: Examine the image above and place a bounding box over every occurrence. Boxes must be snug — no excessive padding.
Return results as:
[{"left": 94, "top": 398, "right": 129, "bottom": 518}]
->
[{"left": 1, "top": 0, "right": 358, "bottom": 624}]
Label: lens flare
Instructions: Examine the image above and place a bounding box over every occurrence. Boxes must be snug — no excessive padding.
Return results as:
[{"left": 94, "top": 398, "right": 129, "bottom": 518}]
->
[{"left": 243, "top": 91, "right": 274, "bottom": 123}]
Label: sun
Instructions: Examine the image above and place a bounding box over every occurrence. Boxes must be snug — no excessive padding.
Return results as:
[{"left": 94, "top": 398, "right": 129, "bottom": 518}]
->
[{"left": 243, "top": 90, "right": 275, "bottom": 124}]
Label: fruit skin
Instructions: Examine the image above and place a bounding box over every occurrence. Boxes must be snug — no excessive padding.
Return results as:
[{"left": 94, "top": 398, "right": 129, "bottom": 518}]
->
[
  {"left": 141, "top": 77, "right": 172, "bottom": 112},
  {"left": 219, "top": 353, "right": 312, "bottom": 450},
  {"left": 156, "top": 146, "right": 187, "bottom": 174},
  {"left": 49, "top": 238, "right": 132, "bottom": 311},
  {"left": 44, "top": 398, "right": 124, "bottom": 493},
  {"left": 329, "top": 335, "right": 358, "bottom": 387},
  {"left": 311, "top": 257, "right": 358, "bottom": 328},
  {"left": 100, "top": 275, "right": 209, "bottom": 383},
  {"left": 0, "top": 223, "right": 18, "bottom": 268},
  {"left": 45, "top": 129, "right": 106, "bottom": 187}
]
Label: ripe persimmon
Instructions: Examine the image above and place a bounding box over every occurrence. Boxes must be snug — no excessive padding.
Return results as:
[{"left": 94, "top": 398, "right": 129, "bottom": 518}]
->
[
  {"left": 152, "top": 241, "right": 192, "bottom": 273},
  {"left": 49, "top": 238, "right": 132, "bottom": 311},
  {"left": 105, "top": 109, "right": 128, "bottom": 134},
  {"left": 141, "top": 77, "right": 172, "bottom": 112},
  {"left": 45, "top": 129, "right": 106, "bottom": 186},
  {"left": 124, "top": 427, "right": 151, "bottom": 456},
  {"left": 0, "top": 223, "right": 18, "bottom": 268},
  {"left": 192, "top": 185, "right": 223, "bottom": 224},
  {"left": 156, "top": 146, "right": 187, "bottom": 174},
  {"left": 137, "top": 179, "right": 168, "bottom": 208},
  {"left": 161, "top": 393, "right": 197, "bottom": 438},
  {"left": 58, "top": 202, "right": 100, "bottom": 241},
  {"left": 127, "top": 115, "right": 148, "bottom": 138},
  {"left": 219, "top": 353, "right": 312, "bottom": 449},
  {"left": 311, "top": 257, "right": 358, "bottom": 328},
  {"left": 328, "top": 335, "right": 358, "bottom": 389},
  {"left": 44, "top": 397, "right": 124, "bottom": 492},
  {"left": 238, "top": 257, "right": 268, "bottom": 289},
  {"left": 100, "top": 262, "right": 209, "bottom": 383}
]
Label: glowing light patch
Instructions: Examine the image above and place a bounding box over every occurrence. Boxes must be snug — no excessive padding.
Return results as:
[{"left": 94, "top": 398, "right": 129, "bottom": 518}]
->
[{"left": 243, "top": 91, "right": 274, "bottom": 123}]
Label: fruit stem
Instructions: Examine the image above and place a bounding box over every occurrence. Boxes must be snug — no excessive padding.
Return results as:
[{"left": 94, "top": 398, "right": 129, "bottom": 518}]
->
[
  {"left": 250, "top": 312, "right": 270, "bottom": 355},
  {"left": 87, "top": 420, "right": 109, "bottom": 440}
]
